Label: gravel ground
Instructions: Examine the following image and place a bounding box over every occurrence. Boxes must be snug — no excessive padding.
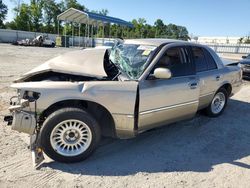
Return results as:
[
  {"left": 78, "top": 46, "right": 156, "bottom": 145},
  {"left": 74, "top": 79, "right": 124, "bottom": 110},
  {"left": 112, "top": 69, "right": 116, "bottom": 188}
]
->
[{"left": 0, "top": 43, "right": 250, "bottom": 188}]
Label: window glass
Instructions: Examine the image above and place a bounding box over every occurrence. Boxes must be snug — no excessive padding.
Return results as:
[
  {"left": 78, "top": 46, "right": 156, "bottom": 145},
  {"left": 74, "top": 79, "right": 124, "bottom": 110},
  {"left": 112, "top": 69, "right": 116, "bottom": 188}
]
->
[
  {"left": 110, "top": 43, "right": 156, "bottom": 79},
  {"left": 203, "top": 49, "right": 217, "bottom": 70},
  {"left": 155, "top": 47, "right": 194, "bottom": 77},
  {"left": 192, "top": 47, "right": 207, "bottom": 72}
]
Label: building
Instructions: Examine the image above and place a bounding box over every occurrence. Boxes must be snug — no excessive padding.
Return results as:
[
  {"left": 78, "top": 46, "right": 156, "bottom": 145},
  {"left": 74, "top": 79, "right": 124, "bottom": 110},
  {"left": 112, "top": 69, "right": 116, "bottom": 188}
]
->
[{"left": 191, "top": 36, "right": 242, "bottom": 44}]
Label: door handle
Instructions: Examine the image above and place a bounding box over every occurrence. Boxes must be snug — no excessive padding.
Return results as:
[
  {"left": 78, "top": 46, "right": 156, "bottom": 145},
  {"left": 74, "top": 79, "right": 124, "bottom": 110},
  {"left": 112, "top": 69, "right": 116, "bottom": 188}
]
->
[
  {"left": 215, "top": 75, "right": 221, "bottom": 81},
  {"left": 189, "top": 82, "right": 198, "bottom": 89}
]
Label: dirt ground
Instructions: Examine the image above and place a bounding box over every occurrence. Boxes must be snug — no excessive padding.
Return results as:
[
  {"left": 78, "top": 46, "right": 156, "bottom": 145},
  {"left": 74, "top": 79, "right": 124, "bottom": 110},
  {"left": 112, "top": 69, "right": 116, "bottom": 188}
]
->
[{"left": 0, "top": 43, "right": 250, "bottom": 188}]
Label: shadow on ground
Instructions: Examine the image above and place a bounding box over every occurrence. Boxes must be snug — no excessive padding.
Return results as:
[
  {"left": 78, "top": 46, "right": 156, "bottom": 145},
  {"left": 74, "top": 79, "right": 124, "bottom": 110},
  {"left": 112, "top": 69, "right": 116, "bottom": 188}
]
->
[{"left": 40, "top": 99, "right": 250, "bottom": 176}]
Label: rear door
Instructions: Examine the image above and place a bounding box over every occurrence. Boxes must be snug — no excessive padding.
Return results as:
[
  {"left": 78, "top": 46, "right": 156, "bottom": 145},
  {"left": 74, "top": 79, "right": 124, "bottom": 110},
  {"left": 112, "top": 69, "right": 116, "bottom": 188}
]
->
[
  {"left": 191, "top": 46, "right": 222, "bottom": 109},
  {"left": 138, "top": 45, "right": 200, "bottom": 131}
]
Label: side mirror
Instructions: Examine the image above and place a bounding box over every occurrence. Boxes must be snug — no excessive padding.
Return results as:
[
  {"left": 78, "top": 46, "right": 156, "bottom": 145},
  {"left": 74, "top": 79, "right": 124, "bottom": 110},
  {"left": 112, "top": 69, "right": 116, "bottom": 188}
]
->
[
  {"left": 242, "top": 56, "right": 247, "bottom": 59},
  {"left": 153, "top": 68, "right": 172, "bottom": 79}
]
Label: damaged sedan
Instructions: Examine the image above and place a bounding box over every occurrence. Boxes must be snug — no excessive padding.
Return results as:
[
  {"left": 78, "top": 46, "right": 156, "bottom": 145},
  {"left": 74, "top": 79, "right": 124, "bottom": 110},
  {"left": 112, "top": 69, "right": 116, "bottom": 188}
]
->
[{"left": 4, "top": 39, "right": 242, "bottom": 166}]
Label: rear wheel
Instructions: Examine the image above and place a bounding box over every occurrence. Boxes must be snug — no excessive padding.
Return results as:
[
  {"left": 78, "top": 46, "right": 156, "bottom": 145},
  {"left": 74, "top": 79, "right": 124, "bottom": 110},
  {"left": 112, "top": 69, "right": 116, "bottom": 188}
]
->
[
  {"left": 205, "top": 88, "right": 228, "bottom": 117},
  {"left": 40, "top": 108, "right": 100, "bottom": 163}
]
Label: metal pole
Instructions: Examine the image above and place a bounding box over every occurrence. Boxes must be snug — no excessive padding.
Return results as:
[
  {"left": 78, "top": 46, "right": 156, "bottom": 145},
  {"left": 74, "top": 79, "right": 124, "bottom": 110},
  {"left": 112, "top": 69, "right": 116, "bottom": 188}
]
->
[
  {"left": 102, "top": 23, "right": 104, "bottom": 38},
  {"left": 122, "top": 26, "right": 124, "bottom": 39},
  {"left": 102, "top": 22, "right": 104, "bottom": 45},
  {"left": 57, "top": 20, "right": 59, "bottom": 35},
  {"left": 64, "top": 23, "right": 66, "bottom": 47},
  {"left": 79, "top": 24, "right": 81, "bottom": 47},
  {"left": 87, "top": 17, "right": 90, "bottom": 47},
  {"left": 109, "top": 24, "right": 111, "bottom": 39},
  {"left": 72, "top": 22, "right": 74, "bottom": 47},
  {"left": 96, "top": 24, "right": 99, "bottom": 38},
  {"left": 85, "top": 24, "right": 87, "bottom": 47},
  {"left": 91, "top": 25, "right": 93, "bottom": 47},
  {"left": 116, "top": 25, "right": 118, "bottom": 38}
]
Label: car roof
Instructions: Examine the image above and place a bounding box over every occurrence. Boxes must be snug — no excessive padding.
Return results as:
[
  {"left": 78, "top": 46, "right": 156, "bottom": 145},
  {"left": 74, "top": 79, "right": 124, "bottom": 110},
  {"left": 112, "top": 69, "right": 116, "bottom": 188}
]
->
[
  {"left": 124, "top": 38, "right": 224, "bottom": 69},
  {"left": 124, "top": 38, "right": 190, "bottom": 46}
]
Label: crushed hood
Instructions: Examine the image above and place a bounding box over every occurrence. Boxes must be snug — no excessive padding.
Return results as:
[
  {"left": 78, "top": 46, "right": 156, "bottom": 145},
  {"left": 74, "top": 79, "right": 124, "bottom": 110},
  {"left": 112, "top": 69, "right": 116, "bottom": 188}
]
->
[{"left": 16, "top": 48, "right": 107, "bottom": 82}]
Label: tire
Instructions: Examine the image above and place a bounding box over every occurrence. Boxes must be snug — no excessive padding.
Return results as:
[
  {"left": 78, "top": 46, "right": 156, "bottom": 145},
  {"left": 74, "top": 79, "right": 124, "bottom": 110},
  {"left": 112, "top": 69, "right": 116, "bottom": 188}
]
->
[
  {"left": 40, "top": 108, "right": 101, "bottom": 163},
  {"left": 205, "top": 88, "right": 228, "bottom": 117}
]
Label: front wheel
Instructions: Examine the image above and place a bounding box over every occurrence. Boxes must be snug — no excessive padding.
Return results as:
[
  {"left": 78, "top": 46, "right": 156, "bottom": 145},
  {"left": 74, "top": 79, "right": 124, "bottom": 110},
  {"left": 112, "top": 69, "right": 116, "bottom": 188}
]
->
[
  {"left": 205, "top": 88, "right": 228, "bottom": 117},
  {"left": 40, "top": 108, "right": 101, "bottom": 163}
]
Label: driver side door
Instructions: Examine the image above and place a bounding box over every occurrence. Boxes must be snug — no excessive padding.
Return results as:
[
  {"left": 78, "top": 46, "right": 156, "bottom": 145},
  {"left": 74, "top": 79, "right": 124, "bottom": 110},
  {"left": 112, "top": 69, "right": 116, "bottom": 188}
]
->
[{"left": 138, "top": 45, "right": 200, "bottom": 131}]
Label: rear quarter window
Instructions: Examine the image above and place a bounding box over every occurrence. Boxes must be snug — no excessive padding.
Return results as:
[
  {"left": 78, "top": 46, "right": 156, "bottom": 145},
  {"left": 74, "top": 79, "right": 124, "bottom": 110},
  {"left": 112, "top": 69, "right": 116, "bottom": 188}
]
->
[
  {"left": 192, "top": 47, "right": 207, "bottom": 72},
  {"left": 203, "top": 48, "right": 217, "bottom": 70}
]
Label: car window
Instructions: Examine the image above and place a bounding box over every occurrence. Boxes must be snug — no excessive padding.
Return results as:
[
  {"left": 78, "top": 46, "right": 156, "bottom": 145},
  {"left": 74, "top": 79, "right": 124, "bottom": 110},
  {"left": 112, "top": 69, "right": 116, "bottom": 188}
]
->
[
  {"left": 203, "top": 48, "right": 217, "bottom": 70},
  {"left": 110, "top": 43, "right": 157, "bottom": 79},
  {"left": 192, "top": 47, "right": 207, "bottom": 72},
  {"left": 155, "top": 47, "right": 194, "bottom": 77}
]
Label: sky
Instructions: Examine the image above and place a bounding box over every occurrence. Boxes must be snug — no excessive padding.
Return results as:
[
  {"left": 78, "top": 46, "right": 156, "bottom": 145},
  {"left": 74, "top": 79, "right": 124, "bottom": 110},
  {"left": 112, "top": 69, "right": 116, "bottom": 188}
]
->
[{"left": 3, "top": 0, "right": 250, "bottom": 37}]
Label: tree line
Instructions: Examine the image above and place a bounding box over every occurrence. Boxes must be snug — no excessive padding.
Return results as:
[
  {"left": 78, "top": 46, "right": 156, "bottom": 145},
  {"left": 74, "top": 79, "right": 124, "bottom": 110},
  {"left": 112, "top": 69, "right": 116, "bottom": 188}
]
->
[{"left": 1, "top": 0, "right": 190, "bottom": 40}]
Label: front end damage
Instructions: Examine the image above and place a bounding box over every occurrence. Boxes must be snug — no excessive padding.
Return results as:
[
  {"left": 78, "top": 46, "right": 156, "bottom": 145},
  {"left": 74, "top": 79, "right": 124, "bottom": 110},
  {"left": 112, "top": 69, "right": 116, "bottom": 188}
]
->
[
  {"left": 4, "top": 90, "right": 45, "bottom": 167},
  {"left": 4, "top": 48, "right": 115, "bottom": 168},
  {"left": 3, "top": 47, "right": 139, "bottom": 166}
]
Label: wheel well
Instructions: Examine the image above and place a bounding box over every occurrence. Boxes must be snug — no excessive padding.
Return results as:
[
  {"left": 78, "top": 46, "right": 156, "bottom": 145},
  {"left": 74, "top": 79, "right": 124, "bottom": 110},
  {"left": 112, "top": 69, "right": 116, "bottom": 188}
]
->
[
  {"left": 221, "top": 83, "right": 232, "bottom": 96},
  {"left": 39, "top": 100, "right": 116, "bottom": 138}
]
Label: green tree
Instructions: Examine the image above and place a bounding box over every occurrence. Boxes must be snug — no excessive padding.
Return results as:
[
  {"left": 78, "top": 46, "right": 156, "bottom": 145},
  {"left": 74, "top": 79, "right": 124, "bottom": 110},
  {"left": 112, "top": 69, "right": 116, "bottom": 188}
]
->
[
  {"left": 14, "top": 3, "right": 31, "bottom": 31},
  {"left": 5, "top": 21, "right": 17, "bottom": 29},
  {"left": 137, "top": 18, "right": 146, "bottom": 38},
  {"left": 30, "top": 0, "right": 43, "bottom": 32},
  {"left": 6, "top": 0, "right": 190, "bottom": 40},
  {"left": 131, "top": 18, "right": 146, "bottom": 38},
  {"left": 0, "top": 0, "right": 8, "bottom": 28},
  {"left": 42, "top": 0, "right": 65, "bottom": 33},
  {"left": 245, "top": 36, "right": 250, "bottom": 44},
  {"left": 65, "top": 0, "right": 86, "bottom": 10},
  {"left": 176, "top": 26, "right": 189, "bottom": 41},
  {"left": 154, "top": 19, "right": 166, "bottom": 37},
  {"left": 144, "top": 24, "right": 155, "bottom": 38}
]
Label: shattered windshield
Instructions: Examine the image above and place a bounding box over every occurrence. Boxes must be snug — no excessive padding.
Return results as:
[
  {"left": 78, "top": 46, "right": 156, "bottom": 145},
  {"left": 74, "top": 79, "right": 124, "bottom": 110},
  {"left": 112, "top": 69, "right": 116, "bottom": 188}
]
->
[{"left": 109, "top": 43, "right": 157, "bottom": 79}]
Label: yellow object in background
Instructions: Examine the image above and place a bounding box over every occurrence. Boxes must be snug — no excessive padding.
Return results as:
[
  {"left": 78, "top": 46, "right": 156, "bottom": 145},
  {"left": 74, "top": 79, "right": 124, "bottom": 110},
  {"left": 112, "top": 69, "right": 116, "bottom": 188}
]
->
[{"left": 56, "top": 36, "right": 62, "bottom": 47}]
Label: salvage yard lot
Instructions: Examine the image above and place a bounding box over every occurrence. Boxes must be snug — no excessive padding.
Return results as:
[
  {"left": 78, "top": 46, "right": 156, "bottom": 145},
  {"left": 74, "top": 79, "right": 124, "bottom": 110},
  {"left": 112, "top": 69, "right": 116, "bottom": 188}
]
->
[{"left": 0, "top": 43, "right": 250, "bottom": 188}]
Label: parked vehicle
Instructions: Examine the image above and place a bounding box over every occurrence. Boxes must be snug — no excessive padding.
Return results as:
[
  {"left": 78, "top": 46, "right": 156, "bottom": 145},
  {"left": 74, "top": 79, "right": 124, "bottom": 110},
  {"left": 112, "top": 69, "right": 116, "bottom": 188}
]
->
[
  {"left": 239, "top": 54, "right": 250, "bottom": 79},
  {"left": 40, "top": 36, "right": 55, "bottom": 47},
  {"left": 12, "top": 35, "right": 55, "bottom": 48},
  {"left": 4, "top": 39, "right": 242, "bottom": 166}
]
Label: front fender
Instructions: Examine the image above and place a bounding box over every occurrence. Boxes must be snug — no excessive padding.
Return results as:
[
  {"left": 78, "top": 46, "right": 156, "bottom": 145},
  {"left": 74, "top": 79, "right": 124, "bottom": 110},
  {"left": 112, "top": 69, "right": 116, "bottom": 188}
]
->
[
  {"left": 12, "top": 81, "right": 138, "bottom": 114},
  {"left": 12, "top": 81, "right": 139, "bottom": 138}
]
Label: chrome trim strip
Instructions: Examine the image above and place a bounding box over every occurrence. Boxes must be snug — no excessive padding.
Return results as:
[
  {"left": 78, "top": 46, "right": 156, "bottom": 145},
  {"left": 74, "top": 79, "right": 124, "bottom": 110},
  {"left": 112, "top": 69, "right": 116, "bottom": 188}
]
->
[
  {"left": 140, "top": 100, "right": 199, "bottom": 115},
  {"left": 112, "top": 113, "right": 134, "bottom": 117},
  {"left": 127, "top": 115, "right": 134, "bottom": 118},
  {"left": 200, "top": 92, "right": 215, "bottom": 98}
]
